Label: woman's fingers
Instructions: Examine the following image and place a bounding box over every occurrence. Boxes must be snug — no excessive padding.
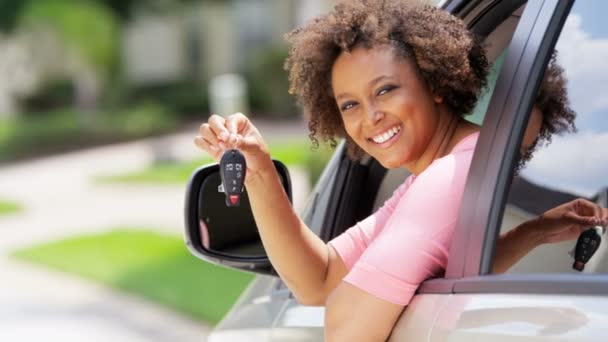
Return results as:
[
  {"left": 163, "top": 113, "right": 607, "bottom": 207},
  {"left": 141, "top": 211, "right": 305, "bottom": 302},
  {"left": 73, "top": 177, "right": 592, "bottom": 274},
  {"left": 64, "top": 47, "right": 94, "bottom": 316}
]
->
[
  {"left": 225, "top": 112, "right": 251, "bottom": 146},
  {"left": 573, "top": 198, "right": 602, "bottom": 225},
  {"left": 563, "top": 211, "right": 597, "bottom": 226},
  {"left": 226, "top": 112, "right": 248, "bottom": 134},
  {"left": 194, "top": 135, "right": 221, "bottom": 160},
  {"left": 196, "top": 112, "right": 264, "bottom": 157},
  {"left": 199, "top": 122, "right": 220, "bottom": 146},
  {"left": 207, "top": 114, "right": 231, "bottom": 143}
]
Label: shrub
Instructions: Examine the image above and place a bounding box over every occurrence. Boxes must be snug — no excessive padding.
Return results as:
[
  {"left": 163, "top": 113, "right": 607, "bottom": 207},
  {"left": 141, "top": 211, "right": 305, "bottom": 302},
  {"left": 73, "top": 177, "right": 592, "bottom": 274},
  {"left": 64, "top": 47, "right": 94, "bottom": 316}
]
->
[{"left": 244, "top": 45, "right": 298, "bottom": 118}]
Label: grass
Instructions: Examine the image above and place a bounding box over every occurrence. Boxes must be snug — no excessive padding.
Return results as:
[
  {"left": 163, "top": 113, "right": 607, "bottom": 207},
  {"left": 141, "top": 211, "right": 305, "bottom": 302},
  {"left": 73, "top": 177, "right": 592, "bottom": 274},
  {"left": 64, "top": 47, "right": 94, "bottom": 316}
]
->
[
  {"left": 97, "top": 139, "right": 334, "bottom": 185},
  {"left": 12, "top": 228, "right": 254, "bottom": 324},
  {"left": 0, "top": 199, "right": 22, "bottom": 216},
  {"left": 98, "top": 158, "right": 215, "bottom": 184}
]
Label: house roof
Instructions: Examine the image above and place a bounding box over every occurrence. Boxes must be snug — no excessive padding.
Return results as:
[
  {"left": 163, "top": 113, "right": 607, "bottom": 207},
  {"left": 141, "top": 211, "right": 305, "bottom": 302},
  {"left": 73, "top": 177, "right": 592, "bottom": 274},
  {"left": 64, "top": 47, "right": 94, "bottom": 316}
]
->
[{"left": 507, "top": 176, "right": 581, "bottom": 215}]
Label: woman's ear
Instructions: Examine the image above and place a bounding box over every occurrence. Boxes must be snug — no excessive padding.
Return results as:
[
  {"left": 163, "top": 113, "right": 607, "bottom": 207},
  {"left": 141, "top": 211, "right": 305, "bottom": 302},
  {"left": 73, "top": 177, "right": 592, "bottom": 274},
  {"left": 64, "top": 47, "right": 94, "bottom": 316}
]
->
[{"left": 433, "top": 95, "right": 443, "bottom": 103}]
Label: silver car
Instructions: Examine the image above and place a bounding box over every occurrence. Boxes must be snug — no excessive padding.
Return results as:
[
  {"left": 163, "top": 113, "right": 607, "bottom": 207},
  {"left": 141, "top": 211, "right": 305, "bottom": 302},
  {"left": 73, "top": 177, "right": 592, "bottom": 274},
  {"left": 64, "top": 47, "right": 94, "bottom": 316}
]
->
[{"left": 186, "top": 0, "right": 608, "bottom": 340}]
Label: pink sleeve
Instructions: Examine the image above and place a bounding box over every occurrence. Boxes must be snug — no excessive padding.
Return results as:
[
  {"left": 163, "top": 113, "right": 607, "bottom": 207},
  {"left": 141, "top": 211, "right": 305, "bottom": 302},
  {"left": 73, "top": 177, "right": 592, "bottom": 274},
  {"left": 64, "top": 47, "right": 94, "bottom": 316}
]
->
[
  {"left": 327, "top": 176, "right": 415, "bottom": 270},
  {"left": 343, "top": 149, "right": 474, "bottom": 305}
]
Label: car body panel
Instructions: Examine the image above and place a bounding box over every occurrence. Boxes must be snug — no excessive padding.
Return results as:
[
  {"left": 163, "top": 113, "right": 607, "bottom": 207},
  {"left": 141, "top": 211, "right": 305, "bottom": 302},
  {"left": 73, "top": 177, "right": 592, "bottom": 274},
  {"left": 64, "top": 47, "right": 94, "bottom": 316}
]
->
[
  {"left": 209, "top": 276, "right": 286, "bottom": 333},
  {"left": 432, "top": 294, "right": 608, "bottom": 341},
  {"left": 388, "top": 294, "right": 453, "bottom": 342},
  {"left": 271, "top": 302, "right": 324, "bottom": 341}
]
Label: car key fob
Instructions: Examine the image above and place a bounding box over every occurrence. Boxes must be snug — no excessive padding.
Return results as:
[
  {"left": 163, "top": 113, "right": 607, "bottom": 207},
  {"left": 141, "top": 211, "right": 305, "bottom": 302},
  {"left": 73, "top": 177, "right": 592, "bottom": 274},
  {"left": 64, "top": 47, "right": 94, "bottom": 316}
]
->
[
  {"left": 219, "top": 149, "right": 247, "bottom": 207},
  {"left": 572, "top": 226, "right": 603, "bottom": 271}
]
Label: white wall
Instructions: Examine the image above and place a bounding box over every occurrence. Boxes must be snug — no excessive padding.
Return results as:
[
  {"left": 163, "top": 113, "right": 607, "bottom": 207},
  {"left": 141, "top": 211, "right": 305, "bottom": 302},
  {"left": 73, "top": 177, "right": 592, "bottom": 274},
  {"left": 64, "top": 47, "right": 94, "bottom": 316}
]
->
[
  {"left": 501, "top": 205, "right": 581, "bottom": 274},
  {"left": 122, "top": 16, "right": 187, "bottom": 84}
]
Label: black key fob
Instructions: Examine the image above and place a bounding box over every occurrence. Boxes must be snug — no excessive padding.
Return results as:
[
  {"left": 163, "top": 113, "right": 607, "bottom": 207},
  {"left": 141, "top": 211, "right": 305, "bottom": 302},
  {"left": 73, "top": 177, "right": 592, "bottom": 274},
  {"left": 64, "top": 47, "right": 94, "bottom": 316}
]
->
[
  {"left": 219, "top": 149, "right": 247, "bottom": 207},
  {"left": 573, "top": 226, "right": 602, "bottom": 271}
]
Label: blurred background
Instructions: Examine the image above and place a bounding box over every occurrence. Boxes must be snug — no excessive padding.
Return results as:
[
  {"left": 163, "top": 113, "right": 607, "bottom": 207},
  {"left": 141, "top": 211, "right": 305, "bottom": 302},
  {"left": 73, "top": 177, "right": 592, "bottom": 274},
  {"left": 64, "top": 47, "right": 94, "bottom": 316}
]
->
[{"left": 0, "top": 0, "right": 338, "bottom": 341}]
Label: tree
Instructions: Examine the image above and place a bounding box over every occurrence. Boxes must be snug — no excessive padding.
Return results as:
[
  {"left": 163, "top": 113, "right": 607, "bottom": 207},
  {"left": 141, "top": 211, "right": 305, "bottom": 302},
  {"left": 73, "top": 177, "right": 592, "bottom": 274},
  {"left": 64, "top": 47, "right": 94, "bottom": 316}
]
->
[{"left": 18, "top": 0, "right": 120, "bottom": 114}]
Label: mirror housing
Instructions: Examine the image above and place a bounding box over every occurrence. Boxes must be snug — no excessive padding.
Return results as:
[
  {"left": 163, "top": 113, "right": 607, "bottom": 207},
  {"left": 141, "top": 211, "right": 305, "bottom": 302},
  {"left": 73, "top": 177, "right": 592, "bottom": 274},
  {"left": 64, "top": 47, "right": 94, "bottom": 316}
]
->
[{"left": 184, "top": 160, "right": 292, "bottom": 276}]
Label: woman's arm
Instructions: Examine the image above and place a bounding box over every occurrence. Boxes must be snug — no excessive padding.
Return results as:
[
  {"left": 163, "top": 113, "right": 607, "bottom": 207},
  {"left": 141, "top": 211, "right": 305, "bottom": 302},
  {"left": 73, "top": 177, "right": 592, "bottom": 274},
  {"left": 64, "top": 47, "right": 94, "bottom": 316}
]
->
[
  {"left": 196, "top": 113, "right": 348, "bottom": 305},
  {"left": 492, "top": 219, "right": 544, "bottom": 274},
  {"left": 245, "top": 162, "right": 349, "bottom": 305},
  {"left": 492, "top": 198, "right": 608, "bottom": 274},
  {"left": 325, "top": 282, "right": 404, "bottom": 341}
]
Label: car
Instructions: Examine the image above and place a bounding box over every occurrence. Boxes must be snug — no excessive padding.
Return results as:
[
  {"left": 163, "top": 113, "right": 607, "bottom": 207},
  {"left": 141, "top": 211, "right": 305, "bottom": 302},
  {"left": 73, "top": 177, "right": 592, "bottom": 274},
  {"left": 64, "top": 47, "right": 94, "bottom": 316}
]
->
[{"left": 185, "top": 0, "right": 608, "bottom": 340}]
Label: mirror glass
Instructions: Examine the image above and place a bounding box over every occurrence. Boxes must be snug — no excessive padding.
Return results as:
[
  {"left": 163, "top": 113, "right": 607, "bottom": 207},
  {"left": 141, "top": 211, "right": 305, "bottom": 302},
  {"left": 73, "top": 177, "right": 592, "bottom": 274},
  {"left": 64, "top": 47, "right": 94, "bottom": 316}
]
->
[{"left": 194, "top": 162, "right": 290, "bottom": 258}]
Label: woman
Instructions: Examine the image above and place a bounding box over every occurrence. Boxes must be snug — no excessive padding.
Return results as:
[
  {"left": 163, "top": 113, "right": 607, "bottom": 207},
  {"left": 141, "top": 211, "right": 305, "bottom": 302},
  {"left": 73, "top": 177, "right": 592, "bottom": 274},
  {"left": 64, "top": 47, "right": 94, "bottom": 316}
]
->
[
  {"left": 194, "top": 1, "right": 601, "bottom": 340},
  {"left": 197, "top": 2, "right": 484, "bottom": 340}
]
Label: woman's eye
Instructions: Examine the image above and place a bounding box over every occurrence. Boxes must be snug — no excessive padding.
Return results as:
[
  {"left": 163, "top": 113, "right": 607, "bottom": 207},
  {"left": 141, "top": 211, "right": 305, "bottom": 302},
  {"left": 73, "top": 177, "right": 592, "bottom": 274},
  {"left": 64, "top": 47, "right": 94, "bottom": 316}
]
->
[
  {"left": 341, "top": 102, "right": 357, "bottom": 111},
  {"left": 377, "top": 85, "right": 397, "bottom": 96}
]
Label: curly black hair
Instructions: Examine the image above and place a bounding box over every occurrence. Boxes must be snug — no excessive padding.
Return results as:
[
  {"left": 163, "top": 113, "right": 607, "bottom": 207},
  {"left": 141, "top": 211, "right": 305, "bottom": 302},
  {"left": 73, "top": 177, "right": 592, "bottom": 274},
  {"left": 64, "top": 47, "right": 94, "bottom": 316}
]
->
[
  {"left": 515, "top": 52, "right": 577, "bottom": 172},
  {"left": 284, "top": 0, "right": 489, "bottom": 159}
]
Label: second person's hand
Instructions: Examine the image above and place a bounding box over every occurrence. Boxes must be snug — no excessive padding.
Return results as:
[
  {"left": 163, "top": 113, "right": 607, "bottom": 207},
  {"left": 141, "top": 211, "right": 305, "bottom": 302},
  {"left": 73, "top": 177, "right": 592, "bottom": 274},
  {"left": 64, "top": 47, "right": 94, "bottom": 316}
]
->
[
  {"left": 533, "top": 198, "right": 608, "bottom": 245},
  {"left": 194, "top": 113, "right": 274, "bottom": 184}
]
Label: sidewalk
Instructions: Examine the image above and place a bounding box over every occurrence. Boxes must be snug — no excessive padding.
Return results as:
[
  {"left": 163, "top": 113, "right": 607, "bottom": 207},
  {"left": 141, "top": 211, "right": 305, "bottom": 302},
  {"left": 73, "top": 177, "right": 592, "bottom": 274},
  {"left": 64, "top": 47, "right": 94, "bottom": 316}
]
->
[{"left": 0, "top": 118, "right": 310, "bottom": 341}]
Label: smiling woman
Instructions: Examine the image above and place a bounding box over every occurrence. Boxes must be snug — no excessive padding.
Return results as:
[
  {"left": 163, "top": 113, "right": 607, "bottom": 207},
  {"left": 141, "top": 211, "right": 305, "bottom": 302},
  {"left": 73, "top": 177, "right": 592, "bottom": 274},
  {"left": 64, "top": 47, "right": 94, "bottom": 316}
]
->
[
  {"left": 330, "top": 46, "right": 480, "bottom": 171},
  {"left": 194, "top": 1, "right": 490, "bottom": 340}
]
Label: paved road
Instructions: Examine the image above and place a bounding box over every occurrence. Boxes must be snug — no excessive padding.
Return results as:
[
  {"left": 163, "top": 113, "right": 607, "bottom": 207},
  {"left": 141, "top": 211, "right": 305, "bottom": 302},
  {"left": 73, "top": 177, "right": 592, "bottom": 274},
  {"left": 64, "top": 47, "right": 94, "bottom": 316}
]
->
[{"left": 0, "top": 119, "right": 310, "bottom": 341}]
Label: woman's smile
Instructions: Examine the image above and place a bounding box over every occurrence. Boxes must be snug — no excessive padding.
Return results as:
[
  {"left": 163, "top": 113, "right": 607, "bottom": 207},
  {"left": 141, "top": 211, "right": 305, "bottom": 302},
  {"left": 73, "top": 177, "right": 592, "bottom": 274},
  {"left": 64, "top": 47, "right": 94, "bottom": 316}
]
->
[{"left": 368, "top": 124, "right": 402, "bottom": 148}]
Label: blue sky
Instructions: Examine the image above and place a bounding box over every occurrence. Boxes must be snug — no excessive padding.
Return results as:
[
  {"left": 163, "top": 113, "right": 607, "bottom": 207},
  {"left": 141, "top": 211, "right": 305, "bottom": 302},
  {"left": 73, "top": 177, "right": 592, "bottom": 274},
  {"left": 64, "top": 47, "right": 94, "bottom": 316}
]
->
[{"left": 522, "top": 1, "right": 608, "bottom": 198}]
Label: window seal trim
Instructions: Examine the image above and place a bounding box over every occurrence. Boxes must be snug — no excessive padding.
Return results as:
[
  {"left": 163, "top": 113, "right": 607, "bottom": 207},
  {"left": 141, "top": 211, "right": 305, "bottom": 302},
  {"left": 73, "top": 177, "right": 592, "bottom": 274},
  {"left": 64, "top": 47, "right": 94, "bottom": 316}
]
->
[
  {"left": 471, "top": 0, "right": 575, "bottom": 277},
  {"left": 419, "top": 274, "right": 608, "bottom": 296},
  {"left": 455, "top": 274, "right": 608, "bottom": 295},
  {"left": 445, "top": 0, "right": 550, "bottom": 279}
]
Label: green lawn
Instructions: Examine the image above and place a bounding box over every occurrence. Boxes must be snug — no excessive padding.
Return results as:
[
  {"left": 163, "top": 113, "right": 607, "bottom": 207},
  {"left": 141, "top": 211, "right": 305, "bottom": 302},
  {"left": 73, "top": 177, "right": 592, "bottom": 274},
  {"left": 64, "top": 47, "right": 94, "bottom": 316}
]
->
[
  {"left": 97, "top": 140, "right": 333, "bottom": 185},
  {"left": 12, "top": 228, "right": 254, "bottom": 324},
  {"left": 0, "top": 200, "right": 22, "bottom": 216}
]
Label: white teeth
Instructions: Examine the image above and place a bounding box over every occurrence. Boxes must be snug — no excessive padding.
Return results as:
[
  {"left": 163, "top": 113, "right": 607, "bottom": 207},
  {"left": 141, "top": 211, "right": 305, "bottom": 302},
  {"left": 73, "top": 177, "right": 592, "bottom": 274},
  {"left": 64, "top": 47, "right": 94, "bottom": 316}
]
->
[{"left": 372, "top": 126, "right": 400, "bottom": 144}]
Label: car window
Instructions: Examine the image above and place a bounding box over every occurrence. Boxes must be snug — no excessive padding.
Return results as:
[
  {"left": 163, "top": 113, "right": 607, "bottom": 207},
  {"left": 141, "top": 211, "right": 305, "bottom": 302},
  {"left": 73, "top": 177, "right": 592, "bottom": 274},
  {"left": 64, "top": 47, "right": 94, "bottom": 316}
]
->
[
  {"left": 496, "top": 0, "right": 608, "bottom": 274},
  {"left": 466, "top": 49, "right": 507, "bottom": 125}
]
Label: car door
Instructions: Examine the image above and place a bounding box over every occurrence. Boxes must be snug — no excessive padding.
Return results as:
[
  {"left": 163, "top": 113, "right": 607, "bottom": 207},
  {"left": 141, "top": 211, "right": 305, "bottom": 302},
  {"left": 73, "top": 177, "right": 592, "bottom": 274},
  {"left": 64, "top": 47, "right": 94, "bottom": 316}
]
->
[{"left": 427, "top": 0, "right": 608, "bottom": 340}]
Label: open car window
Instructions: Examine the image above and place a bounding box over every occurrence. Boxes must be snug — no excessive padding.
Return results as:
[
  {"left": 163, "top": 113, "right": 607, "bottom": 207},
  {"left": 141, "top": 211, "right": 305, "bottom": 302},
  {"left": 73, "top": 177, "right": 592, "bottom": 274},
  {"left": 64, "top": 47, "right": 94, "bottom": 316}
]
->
[{"left": 497, "top": 0, "right": 608, "bottom": 275}]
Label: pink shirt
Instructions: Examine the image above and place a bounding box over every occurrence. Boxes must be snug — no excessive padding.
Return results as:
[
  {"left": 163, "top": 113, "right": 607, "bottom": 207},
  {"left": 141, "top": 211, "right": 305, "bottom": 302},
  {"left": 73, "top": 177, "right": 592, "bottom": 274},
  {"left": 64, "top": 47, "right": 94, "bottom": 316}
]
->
[{"left": 328, "top": 132, "right": 478, "bottom": 305}]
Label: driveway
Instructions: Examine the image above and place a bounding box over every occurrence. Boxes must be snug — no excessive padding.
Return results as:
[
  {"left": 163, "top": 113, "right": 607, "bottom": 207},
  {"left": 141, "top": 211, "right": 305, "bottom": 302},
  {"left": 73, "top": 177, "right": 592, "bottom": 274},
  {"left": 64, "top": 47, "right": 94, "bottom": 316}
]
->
[{"left": 0, "top": 119, "right": 310, "bottom": 341}]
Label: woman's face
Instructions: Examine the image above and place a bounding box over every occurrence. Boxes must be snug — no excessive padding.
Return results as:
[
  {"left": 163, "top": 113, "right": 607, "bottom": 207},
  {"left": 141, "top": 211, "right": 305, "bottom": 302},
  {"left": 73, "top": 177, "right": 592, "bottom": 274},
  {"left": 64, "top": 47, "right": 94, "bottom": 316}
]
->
[{"left": 331, "top": 45, "right": 443, "bottom": 169}]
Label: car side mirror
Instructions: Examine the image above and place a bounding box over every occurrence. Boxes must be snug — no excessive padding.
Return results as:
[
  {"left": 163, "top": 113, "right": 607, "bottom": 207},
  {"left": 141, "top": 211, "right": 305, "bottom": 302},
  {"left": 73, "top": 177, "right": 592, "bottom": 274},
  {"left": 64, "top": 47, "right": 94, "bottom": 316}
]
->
[{"left": 184, "top": 160, "right": 291, "bottom": 276}]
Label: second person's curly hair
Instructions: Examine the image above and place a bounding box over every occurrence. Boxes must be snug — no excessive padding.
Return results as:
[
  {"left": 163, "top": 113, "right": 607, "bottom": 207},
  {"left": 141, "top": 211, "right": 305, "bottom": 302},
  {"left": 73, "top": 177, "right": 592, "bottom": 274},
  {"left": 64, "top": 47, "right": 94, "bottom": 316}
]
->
[
  {"left": 516, "top": 52, "right": 577, "bottom": 171},
  {"left": 284, "top": 0, "right": 489, "bottom": 158}
]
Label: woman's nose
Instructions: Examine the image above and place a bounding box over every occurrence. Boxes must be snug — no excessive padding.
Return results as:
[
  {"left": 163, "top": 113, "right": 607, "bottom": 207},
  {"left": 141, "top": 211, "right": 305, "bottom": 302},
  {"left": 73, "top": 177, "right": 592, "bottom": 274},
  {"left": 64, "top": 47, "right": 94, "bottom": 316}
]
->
[{"left": 364, "top": 105, "right": 385, "bottom": 125}]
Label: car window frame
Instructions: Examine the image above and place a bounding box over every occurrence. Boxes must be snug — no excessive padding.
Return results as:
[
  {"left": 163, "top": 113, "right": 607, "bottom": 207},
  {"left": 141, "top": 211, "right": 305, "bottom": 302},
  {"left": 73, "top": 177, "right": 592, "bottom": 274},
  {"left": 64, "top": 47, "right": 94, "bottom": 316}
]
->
[
  {"left": 419, "top": 0, "right": 578, "bottom": 294},
  {"left": 457, "top": 0, "right": 608, "bottom": 296}
]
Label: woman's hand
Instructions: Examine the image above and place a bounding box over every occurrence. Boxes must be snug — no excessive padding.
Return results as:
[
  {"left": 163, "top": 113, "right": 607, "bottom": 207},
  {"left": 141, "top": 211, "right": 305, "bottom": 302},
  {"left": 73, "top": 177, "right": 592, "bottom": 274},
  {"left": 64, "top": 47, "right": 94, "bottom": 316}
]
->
[
  {"left": 533, "top": 198, "right": 608, "bottom": 245},
  {"left": 194, "top": 113, "right": 273, "bottom": 184},
  {"left": 493, "top": 199, "right": 607, "bottom": 274}
]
